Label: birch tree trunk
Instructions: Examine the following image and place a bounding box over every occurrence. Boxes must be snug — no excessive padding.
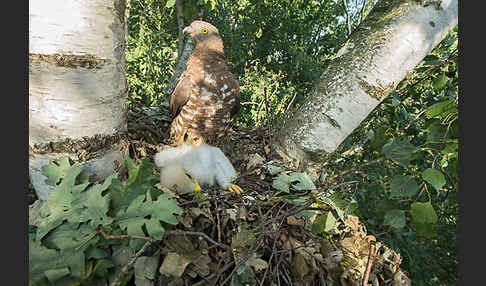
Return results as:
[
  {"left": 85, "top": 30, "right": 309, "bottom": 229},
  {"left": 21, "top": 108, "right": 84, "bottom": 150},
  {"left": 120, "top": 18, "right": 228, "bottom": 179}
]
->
[
  {"left": 29, "top": 0, "right": 128, "bottom": 200},
  {"left": 273, "top": 0, "right": 458, "bottom": 167}
]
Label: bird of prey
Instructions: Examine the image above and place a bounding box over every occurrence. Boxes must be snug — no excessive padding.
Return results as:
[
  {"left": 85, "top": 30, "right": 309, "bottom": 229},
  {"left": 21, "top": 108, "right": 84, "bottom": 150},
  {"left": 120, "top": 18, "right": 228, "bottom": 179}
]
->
[
  {"left": 154, "top": 143, "right": 243, "bottom": 194},
  {"left": 169, "top": 20, "right": 240, "bottom": 146}
]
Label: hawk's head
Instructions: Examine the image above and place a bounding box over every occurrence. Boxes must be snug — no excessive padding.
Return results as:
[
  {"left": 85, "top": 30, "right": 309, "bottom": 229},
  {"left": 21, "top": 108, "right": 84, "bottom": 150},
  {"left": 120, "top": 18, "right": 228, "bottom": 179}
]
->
[{"left": 183, "top": 20, "right": 220, "bottom": 44}]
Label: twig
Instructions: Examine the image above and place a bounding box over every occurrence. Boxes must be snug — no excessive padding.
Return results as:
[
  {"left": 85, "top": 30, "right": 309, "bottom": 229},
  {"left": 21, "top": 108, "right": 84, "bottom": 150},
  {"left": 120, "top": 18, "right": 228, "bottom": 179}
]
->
[
  {"left": 264, "top": 80, "right": 271, "bottom": 125},
  {"left": 215, "top": 199, "right": 222, "bottom": 243},
  {"left": 285, "top": 92, "right": 299, "bottom": 112},
  {"left": 192, "top": 260, "right": 235, "bottom": 286},
  {"left": 164, "top": 231, "right": 231, "bottom": 250},
  {"left": 177, "top": 193, "right": 232, "bottom": 207},
  {"left": 404, "top": 109, "right": 427, "bottom": 130},
  {"left": 110, "top": 240, "right": 151, "bottom": 286},
  {"left": 260, "top": 218, "right": 285, "bottom": 285},
  {"left": 99, "top": 228, "right": 155, "bottom": 243},
  {"left": 362, "top": 240, "right": 376, "bottom": 286},
  {"left": 220, "top": 237, "right": 266, "bottom": 286}
]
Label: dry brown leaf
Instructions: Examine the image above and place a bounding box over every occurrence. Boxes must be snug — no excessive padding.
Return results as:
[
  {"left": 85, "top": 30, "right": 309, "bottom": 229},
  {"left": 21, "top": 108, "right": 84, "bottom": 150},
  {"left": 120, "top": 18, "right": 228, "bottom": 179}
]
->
[
  {"left": 159, "top": 252, "right": 191, "bottom": 277},
  {"left": 287, "top": 215, "right": 305, "bottom": 227},
  {"left": 246, "top": 153, "right": 265, "bottom": 170},
  {"left": 344, "top": 215, "right": 360, "bottom": 232},
  {"left": 264, "top": 145, "right": 270, "bottom": 154},
  {"left": 293, "top": 252, "right": 310, "bottom": 279}
]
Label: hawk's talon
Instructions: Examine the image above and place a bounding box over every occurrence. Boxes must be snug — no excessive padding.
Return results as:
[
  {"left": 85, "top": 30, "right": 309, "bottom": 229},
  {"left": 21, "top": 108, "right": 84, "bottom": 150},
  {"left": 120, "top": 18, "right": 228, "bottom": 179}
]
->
[
  {"left": 228, "top": 184, "right": 243, "bottom": 195},
  {"left": 193, "top": 178, "right": 201, "bottom": 193}
]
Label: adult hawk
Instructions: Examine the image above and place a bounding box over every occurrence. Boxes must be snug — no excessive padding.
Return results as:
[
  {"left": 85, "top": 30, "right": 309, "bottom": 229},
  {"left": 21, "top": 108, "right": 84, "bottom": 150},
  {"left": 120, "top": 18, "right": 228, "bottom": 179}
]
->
[{"left": 169, "top": 20, "right": 240, "bottom": 146}]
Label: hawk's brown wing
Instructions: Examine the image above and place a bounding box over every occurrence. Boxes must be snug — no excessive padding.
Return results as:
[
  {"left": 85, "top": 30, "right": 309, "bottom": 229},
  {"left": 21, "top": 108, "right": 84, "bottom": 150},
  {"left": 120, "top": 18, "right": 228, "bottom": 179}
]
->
[{"left": 169, "top": 74, "right": 193, "bottom": 119}]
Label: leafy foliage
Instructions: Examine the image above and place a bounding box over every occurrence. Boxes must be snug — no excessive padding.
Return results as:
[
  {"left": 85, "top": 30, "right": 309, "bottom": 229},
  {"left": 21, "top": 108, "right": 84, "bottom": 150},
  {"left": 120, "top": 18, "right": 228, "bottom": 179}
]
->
[
  {"left": 125, "top": 0, "right": 353, "bottom": 126},
  {"left": 29, "top": 157, "right": 182, "bottom": 285},
  {"left": 44, "top": 0, "right": 457, "bottom": 284},
  {"left": 322, "top": 27, "right": 458, "bottom": 284}
]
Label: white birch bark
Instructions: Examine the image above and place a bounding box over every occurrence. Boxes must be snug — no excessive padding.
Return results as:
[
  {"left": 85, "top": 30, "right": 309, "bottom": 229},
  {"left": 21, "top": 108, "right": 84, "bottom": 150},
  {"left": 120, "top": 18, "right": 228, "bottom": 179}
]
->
[
  {"left": 29, "top": 0, "right": 128, "bottom": 200},
  {"left": 274, "top": 0, "right": 458, "bottom": 166}
]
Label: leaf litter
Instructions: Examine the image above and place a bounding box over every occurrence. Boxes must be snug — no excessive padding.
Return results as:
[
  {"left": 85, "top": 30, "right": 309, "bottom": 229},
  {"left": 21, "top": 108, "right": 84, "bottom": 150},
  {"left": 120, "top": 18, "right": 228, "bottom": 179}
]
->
[{"left": 29, "top": 105, "right": 410, "bottom": 286}]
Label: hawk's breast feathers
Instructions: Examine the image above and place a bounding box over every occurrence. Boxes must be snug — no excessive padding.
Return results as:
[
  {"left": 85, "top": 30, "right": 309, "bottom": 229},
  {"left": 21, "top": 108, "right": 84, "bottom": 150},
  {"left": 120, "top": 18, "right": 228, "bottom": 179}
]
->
[{"left": 169, "top": 21, "right": 240, "bottom": 143}]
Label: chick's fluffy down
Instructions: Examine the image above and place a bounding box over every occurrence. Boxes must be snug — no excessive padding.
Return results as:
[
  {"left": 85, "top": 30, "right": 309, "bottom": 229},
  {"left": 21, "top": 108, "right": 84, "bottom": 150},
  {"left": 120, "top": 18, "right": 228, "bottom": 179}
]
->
[{"left": 154, "top": 143, "right": 237, "bottom": 189}]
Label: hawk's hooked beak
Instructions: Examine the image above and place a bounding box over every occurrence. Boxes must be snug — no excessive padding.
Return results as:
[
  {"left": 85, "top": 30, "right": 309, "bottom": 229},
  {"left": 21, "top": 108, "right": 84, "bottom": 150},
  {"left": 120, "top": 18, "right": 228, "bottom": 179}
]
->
[{"left": 183, "top": 26, "right": 191, "bottom": 34}]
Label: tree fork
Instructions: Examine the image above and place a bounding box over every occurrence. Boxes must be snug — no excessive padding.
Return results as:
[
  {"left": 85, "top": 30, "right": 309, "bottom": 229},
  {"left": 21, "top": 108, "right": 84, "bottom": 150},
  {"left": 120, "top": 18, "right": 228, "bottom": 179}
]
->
[{"left": 273, "top": 0, "right": 458, "bottom": 167}]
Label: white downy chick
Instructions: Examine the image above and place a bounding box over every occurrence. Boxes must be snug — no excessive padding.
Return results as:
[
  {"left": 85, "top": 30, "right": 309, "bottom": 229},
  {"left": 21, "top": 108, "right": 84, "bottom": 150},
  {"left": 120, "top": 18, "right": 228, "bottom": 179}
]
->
[
  {"left": 158, "top": 163, "right": 200, "bottom": 194},
  {"left": 154, "top": 143, "right": 242, "bottom": 194}
]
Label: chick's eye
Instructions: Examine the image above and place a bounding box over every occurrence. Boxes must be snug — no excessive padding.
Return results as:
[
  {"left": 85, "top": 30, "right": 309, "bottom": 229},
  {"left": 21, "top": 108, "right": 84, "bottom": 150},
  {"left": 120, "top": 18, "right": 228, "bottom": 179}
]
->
[{"left": 201, "top": 27, "right": 208, "bottom": 34}]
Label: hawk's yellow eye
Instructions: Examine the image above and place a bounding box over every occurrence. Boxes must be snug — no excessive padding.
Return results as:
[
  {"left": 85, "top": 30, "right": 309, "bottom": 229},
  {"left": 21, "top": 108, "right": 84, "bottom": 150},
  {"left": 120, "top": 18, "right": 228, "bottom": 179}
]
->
[{"left": 202, "top": 27, "right": 208, "bottom": 34}]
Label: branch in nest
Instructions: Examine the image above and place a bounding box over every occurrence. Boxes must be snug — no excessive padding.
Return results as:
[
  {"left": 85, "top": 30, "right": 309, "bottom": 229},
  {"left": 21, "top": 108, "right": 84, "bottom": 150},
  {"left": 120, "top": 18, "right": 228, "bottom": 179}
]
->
[
  {"left": 110, "top": 240, "right": 152, "bottom": 286},
  {"left": 164, "top": 231, "right": 231, "bottom": 251}
]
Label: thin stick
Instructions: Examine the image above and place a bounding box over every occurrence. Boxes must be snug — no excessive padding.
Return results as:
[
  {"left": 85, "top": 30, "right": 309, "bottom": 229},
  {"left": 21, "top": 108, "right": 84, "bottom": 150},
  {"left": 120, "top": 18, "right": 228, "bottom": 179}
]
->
[
  {"left": 110, "top": 240, "right": 151, "bottom": 286},
  {"left": 220, "top": 237, "right": 266, "bottom": 286},
  {"left": 215, "top": 199, "right": 222, "bottom": 243},
  {"left": 192, "top": 260, "right": 235, "bottom": 286},
  {"left": 177, "top": 193, "right": 232, "bottom": 207},
  {"left": 362, "top": 240, "right": 376, "bottom": 286},
  {"left": 260, "top": 221, "right": 285, "bottom": 285},
  {"left": 264, "top": 80, "right": 271, "bottom": 125},
  {"left": 164, "top": 231, "right": 231, "bottom": 250},
  {"left": 99, "top": 228, "right": 155, "bottom": 243}
]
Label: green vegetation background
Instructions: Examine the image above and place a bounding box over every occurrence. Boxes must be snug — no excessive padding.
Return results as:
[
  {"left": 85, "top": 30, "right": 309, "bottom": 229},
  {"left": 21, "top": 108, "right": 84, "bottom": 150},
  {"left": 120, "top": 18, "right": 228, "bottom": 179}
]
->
[{"left": 125, "top": 0, "right": 457, "bottom": 284}]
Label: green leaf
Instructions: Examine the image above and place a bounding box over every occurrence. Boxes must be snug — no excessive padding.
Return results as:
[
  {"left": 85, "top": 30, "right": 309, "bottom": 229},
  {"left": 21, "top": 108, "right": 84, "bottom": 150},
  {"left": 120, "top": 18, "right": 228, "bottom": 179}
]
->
[
  {"left": 390, "top": 175, "right": 419, "bottom": 198},
  {"left": 410, "top": 201, "right": 438, "bottom": 238},
  {"left": 43, "top": 223, "right": 98, "bottom": 252},
  {"left": 410, "top": 221, "right": 437, "bottom": 238},
  {"left": 29, "top": 239, "right": 65, "bottom": 282},
  {"left": 426, "top": 121, "right": 445, "bottom": 143},
  {"left": 110, "top": 157, "right": 159, "bottom": 214},
  {"left": 382, "top": 139, "right": 418, "bottom": 167},
  {"left": 91, "top": 259, "right": 115, "bottom": 278},
  {"left": 383, "top": 209, "right": 406, "bottom": 229},
  {"left": 425, "top": 100, "right": 456, "bottom": 119},
  {"left": 410, "top": 201, "right": 438, "bottom": 224},
  {"left": 231, "top": 264, "right": 256, "bottom": 286},
  {"left": 165, "top": 0, "right": 175, "bottom": 8},
  {"left": 432, "top": 73, "right": 448, "bottom": 90},
  {"left": 116, "top": 192, "right": 182, "bottom": 241},
  {"left": 311, "top": 212, "right": 338, "bottom": 235},
  {"left": 421, "top": 168, "right": 446, "bottom": 191},
  {"left": 29, "top": 236, "right": 88, "bottom": 282},
  {"left": 265, "top": 161, "right": 284, "bottom": 175},
  {"left": 311, "top": 213, "right": 325, "bottom": 235},
  {"left": 71, "top": 173, "right": 116, "bottom": 227},
  {"left": 272, "top": 173, "right": 292, "bottom": 193},
  {"left": 134, "top": 255, "right": 160, "bottom": 282},
  {"left": 35, "top": 163, "right": 90, "bottom": 240},
  {"left": 320, "top": 194, "right": 346, "bottom": 221},
  {"left": 41, "top": 157, "right": 72, "bottom": 186},
  {"left": 290, "top": 172, "right": 316, "bottom": 191},
  {"left": 44, "top": 268, "right": 70, "bottom": 283}
]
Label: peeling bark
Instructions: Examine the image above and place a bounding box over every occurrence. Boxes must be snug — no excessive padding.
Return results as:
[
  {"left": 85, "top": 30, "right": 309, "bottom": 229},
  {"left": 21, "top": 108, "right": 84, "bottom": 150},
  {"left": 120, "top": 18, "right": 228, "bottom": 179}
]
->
[
  {"left": 29, "top": 0, "right": 128, "bottom": 200},
  {"left": 273, "top": 0, "right": 458, "bottom": 167}
]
